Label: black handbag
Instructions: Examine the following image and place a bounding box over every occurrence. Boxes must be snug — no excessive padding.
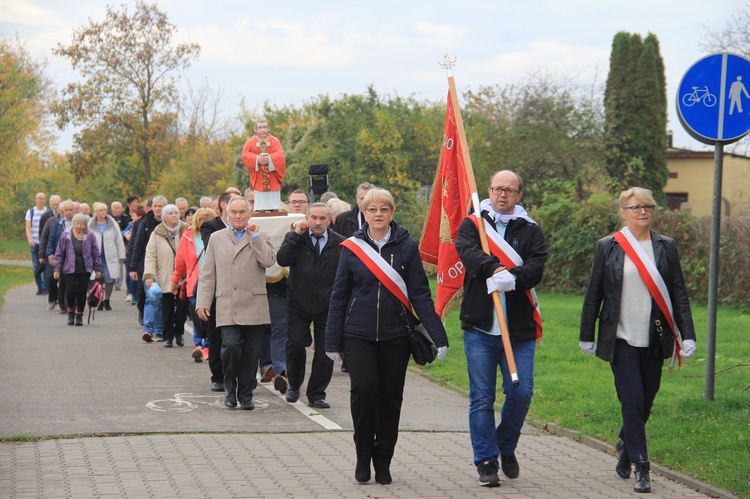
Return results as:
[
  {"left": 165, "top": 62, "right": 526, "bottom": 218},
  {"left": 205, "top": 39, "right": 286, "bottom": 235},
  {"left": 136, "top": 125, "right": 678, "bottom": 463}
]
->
[{"left": 404, "top": 308, "right": 438, "bottom": 365}]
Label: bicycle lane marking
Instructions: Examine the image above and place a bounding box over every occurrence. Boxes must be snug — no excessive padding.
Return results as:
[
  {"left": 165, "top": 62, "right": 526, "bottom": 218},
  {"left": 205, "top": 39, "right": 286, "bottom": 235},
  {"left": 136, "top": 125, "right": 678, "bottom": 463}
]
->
[{"left": 181, "top": 322, "right": 342, "bottom": 430}]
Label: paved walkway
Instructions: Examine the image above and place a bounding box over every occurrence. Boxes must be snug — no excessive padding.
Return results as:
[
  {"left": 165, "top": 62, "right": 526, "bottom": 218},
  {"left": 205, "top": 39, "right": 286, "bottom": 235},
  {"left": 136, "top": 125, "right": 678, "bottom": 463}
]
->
[{"left": 0, "top": 281, "right": 736, "bottom": 498}]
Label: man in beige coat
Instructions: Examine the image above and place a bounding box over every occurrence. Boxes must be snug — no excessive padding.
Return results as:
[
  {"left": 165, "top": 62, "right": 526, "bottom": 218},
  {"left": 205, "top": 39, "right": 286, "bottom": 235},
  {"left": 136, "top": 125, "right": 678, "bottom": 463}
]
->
[{"left": 196, "top": 197, "right": 276, "bottom": 410}]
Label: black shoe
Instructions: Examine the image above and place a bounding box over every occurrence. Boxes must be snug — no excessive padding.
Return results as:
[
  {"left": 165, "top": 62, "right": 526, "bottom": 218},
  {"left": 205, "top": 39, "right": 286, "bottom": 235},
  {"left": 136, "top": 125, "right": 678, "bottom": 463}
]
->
[
  {"left": 477, "top": 458, "right": 500, "bottom": 487},
  {"left": 67, "top": 311, "right": 75, "bottom": 326},
  {"left": 36, "top": 289, "right": 44, "bottom": 295},
  {"left": 341, "top": 362, "right": 349, "bottom": 373},
  {"left": 75, "top": 314, "right": 83, "bottom": 326},
  {"left": 103, "top": 300, "right": 111, "bottom": 311},
  {"left": 308, "top": 399, "right": 331, "bottom": 409},
  {"left": 97, "top": 302, "right": 104, "bottom": 311},
  {"left": 225, "top": 393, "right": 237, "bottom": 408},
  {"left": 616, "top": 439, "right": 632, "bottom": 478},
  {"left": 175, "top": 335, "right": 184, "bottom": 347},
  {"left": 634, "top": 461, "right": 651, "bottom": 493},
  {"left": 241, "top": 400, "right": 255, "bottom": 410},
  {"left": 41, "top": 288, "right": 48, "bottom": 295},
  {"left": 355, "top": 460, "right": 371, "bottom": 483},
  {"left": 285, "top": 388, "right": 300, "bottom": 403},
  {"left": 211, "top": 382, "right": 224, "bottom": 392},
  {"left": 164, "top": 340, "right": 173, "bottom": 348},
  {"left": 273, "top": 374, "right": 288, "bottom": 394},
  {"left": 500, "top": 454, "right": 519, "bottom": 479},
  {"left": 374, "top": 467, "right": 392, "bottom": 484},
  {"left": 138, "top": 314, "right": 143, "bottom": 327}
]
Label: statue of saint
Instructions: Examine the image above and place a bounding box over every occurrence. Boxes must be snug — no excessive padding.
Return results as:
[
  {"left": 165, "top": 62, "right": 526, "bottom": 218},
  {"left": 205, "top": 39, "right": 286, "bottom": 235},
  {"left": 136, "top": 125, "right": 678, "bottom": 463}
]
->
[{"left": 242, "top": 120, "right": 286, "bottom": 211}]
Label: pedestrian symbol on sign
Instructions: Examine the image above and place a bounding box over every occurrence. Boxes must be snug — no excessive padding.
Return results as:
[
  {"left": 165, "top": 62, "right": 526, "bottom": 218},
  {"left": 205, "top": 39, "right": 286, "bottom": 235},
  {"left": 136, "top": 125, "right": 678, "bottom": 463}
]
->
[{"left": 728, "top": 76, "right": 750, "bottom": 114}]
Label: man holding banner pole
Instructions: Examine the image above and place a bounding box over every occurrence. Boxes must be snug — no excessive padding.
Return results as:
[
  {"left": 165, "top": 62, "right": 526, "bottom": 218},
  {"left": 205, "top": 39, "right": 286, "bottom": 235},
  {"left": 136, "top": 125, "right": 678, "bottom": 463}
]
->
[{"left": 456, "top": 170, "right": 547, "bottom": 487}]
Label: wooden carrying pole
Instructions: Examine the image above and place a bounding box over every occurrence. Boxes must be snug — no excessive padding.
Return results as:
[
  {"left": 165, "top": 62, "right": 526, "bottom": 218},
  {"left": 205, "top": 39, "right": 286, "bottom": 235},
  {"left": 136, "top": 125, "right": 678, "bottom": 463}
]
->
[{"left": 445, "top": 67, "right": 520, "bottom": 386}]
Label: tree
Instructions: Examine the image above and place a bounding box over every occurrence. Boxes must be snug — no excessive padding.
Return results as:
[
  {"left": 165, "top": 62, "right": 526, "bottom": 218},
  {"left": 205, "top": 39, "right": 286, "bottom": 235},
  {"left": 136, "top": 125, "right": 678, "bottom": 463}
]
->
[
  {"left": 0, "top": 36, "right": 56, "bottom": 237},
  {"left": 53, "top": 1, "right": 200, "bottom": 186},
  {"left": 604, "top": 32, "right": 668, "bottom": 201}
]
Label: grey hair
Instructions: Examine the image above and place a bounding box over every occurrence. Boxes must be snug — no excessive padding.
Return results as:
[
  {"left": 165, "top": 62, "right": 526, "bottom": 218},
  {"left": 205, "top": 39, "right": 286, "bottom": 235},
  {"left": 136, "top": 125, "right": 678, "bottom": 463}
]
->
[
  {"left": 152, "top": 195, "right": 168, "bottom": 205},
  {"left": 199, "top": 196, "right": 212, "bottom": 206},
  {"left": 71, "top": 213, "right": 89, "bottom": 229},
  {"left": 227, "top": 196, "right": 253, "bottom": 212},
  {"left": 161, "top": 204, "right": 180, "bottom": 218},
  {"left": 306, "top": 202, "right": 332, "bottom": 216}
]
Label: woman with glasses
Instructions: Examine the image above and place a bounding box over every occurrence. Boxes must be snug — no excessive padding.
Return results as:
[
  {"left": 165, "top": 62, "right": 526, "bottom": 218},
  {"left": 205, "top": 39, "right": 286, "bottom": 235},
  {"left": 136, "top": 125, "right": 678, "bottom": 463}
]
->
[
  {"left": 326, "top": 188, "right": 449, "bottom": 485},
  {"left": 579, "top": 187, "right": 697, "bottom": 493}
]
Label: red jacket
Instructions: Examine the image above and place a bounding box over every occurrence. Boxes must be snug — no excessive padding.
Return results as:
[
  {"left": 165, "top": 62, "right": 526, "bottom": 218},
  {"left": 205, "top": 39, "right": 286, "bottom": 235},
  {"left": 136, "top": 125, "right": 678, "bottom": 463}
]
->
[{"left": 171, "top": 228, "right": 203, "bottom": 298}]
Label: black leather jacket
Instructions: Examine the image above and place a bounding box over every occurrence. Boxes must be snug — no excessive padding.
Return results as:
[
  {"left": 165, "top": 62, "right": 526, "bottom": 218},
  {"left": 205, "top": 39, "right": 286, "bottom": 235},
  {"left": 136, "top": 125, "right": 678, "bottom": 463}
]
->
[{"left": 579, "top": 231, "right": 696, "bottom": 362}]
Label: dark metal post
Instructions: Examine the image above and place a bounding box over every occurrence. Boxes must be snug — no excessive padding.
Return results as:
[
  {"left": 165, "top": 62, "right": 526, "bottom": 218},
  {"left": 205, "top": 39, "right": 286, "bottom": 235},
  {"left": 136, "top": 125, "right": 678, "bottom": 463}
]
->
[{"left": 705, "top": 143, "right": 723, "bottom": 401}]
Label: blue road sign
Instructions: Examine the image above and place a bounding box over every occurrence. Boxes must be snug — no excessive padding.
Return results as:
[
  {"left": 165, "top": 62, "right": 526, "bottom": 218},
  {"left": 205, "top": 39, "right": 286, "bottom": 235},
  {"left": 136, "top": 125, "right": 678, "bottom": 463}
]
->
[{"left": 677, "top": 52, "right": 750, "bottom": 145}]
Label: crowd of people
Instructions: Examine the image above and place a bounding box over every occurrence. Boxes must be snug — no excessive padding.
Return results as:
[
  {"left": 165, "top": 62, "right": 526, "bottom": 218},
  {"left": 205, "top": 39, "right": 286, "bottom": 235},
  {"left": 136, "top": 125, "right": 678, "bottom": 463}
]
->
[{"left": 22, "top": 121, "right": 697, "bottom": 494}]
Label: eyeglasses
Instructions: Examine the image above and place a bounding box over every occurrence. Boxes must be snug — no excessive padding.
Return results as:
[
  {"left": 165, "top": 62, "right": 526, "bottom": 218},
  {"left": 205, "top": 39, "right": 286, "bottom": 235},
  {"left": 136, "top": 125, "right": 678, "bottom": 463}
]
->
[
  {"left": 622, "top": 205, "right": 656, "bottom": 213},
  {"left": 288, "top": 200, "right": 309, "bottom": 206},
  {"left": 489, "top": 187, "right": 519, "bottom": 196},
  {"left": 366, "top": 206, "right": 393, "bottom": 214}
]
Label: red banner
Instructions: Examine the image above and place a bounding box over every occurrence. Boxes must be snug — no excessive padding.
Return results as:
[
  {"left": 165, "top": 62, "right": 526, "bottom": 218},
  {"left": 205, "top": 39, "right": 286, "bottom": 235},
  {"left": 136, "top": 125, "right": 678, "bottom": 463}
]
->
[{"left": 419, "top": 91, "right": 472, "bottom": 319}]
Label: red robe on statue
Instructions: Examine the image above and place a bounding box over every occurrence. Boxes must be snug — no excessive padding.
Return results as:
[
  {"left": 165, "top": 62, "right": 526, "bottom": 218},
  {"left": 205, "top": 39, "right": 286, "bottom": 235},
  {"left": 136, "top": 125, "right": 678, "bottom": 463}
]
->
[{"left": 242, "top": 134, "right": 286, "bottom": 192}]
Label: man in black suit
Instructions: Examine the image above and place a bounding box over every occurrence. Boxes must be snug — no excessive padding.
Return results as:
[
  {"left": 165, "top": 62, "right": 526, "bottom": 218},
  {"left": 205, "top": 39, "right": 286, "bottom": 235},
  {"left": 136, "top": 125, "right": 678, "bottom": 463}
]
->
[
  {"left": 277, "top": 203, "right": 344, "bottom": 408},
  {"left": 332, "top": 182, "right": 376, "bottom": 238}
]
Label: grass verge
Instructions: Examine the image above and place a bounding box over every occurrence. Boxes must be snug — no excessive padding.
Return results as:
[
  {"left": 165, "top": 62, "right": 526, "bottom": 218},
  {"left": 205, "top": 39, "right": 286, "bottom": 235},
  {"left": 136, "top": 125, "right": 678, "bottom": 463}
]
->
[
  {"left": 0, "top": 265, "right": 34, "bottom": 308},
  {"left": 0, "top": 239, "right": 29, "bottom": 260},
  {"left": 416, "top": 292, "right": 749, "bottom": 498}
]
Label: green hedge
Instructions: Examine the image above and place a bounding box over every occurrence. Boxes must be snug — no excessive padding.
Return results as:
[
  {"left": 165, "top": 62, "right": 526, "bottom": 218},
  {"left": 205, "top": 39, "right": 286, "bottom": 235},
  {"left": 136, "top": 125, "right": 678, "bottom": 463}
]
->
[{"left": 535, "top": 190, "right": 750, "bottom": 308}]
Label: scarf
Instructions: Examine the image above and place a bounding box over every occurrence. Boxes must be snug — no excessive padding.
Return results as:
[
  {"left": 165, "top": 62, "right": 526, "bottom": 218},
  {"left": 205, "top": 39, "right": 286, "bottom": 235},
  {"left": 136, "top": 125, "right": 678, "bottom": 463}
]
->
[
  {"left": 164, "top": 221, "right": 181, "bottom": 252},
  {"left": 479, "top": 199, "right": 537, "bottom": 226}
]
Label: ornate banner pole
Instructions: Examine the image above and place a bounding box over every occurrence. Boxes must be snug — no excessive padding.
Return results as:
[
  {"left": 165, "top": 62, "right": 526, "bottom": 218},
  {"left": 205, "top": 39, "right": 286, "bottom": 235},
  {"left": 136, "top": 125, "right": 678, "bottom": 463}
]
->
[{"left": 438, "top": 55, "right": 519, "bottom": 385}]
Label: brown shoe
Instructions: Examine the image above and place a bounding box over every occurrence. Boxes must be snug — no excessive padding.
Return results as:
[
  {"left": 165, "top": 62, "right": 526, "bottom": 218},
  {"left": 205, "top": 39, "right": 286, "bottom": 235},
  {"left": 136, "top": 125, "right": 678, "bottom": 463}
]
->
[{"left": 260, "top": 365, "right": 275, "bottom": 383}]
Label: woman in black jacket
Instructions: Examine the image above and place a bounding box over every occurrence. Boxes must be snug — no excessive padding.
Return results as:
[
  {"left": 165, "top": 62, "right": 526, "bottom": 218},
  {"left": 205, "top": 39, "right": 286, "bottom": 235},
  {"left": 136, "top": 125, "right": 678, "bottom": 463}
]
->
[
  {"left": 326, "top": 188, "right": 448, "bottom": 485},
  {"left": 580, "top": 187, "right": 697, "bottom": 493}
]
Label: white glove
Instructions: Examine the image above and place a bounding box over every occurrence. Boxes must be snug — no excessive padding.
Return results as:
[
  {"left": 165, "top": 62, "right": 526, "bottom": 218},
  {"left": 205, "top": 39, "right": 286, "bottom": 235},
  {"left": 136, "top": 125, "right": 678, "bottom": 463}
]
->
[
  {"left": 579, "top": 341, "right": 597, "bottom": 354},
  {"left": 486, "top": 269, "right": 516, "bottom": 294},
  {"left": 682, "top": 339, "right": 696, "bottom": 358},
  {"left": 437, "top": 346, "right": 448, "bottom": 360},
  {"left": 326, "top": 352, "right": 342, "bottom": 363}
]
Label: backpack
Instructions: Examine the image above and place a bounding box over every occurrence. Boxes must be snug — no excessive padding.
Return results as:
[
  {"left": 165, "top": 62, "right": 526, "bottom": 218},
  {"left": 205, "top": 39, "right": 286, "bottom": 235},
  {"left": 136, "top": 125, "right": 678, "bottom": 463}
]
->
[{"left": 87, "top": 281, "right": 104, "bottom": 324}]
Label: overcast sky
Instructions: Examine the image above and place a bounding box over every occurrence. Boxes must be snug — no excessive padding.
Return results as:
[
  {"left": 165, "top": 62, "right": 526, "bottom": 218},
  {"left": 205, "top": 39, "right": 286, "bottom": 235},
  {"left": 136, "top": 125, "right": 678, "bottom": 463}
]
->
[{"left": 0, "top": 0, "right": 743, "bottom": 153}]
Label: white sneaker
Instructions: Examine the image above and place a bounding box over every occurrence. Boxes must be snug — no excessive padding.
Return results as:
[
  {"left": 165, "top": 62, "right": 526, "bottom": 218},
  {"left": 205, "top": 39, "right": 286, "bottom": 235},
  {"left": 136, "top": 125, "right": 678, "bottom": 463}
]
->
[{"left": 125, "top": 294, "right": 133, "bottom": 302}]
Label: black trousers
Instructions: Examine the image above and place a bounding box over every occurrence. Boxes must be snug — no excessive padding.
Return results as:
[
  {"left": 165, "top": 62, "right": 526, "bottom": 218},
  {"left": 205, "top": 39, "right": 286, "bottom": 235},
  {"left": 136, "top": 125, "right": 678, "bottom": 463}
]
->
[
  {"left": 285, "top": 307, "right": 333, "bottom": 402},
  {"left": 45, "top": 256, "right": 58, "bottom": 304},
  {"left": 221, "top": 324, "right": 264, "bottom": 404},
  {"left": 344, "top": 334, "right": 412, "bottom": 470},
  {"left": 64, "top": 272, "right": 91, "bottom": 313},
  {"left": 160, "top": 292, "right": 188, "bottom": 342},
  {"left": 610, "top": 339, "right": 663, "bottom": 462}
]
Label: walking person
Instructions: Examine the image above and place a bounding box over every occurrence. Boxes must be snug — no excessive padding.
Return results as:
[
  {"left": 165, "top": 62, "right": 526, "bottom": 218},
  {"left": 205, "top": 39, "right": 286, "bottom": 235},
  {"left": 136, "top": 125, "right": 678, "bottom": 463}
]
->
[
  {"left": 172, "top": 207, "right": 216, "bottom": 362},
  {"left": 455, "top": 170, "right": 548, "bottom": 487},
  {"left": 326, "top": 188, "right": 448, "bottom": 484},
  {"left": 143, "top": 204, "right": 189, "bottom": 348},
  {"left": 580, "top": 187, "right": 697, "bottom": 493},
  {"left": 53, "top": 214, "right": 102, "bottom": 326},
  {"left": 25, "top": 192, "right": 50, "bottom": 295},
  {"left": 277, "top": 202, "right": 344, "bottom": 408},
  {"left": 89, "top": 202, "right": 126, "bottom": 311},
  {"left": 46, "top": 200, "right": 77, "bottom": 313},
  {"left": 197, "top": 197, "right": 276, "bottom": 410}
]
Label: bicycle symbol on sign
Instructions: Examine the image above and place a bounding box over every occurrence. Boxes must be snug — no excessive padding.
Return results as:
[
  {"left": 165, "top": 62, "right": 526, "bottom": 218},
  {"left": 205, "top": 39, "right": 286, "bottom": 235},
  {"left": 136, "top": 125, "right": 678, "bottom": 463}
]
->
[{"left": 682, "top": 86, "right": 717, "bottom": 107}]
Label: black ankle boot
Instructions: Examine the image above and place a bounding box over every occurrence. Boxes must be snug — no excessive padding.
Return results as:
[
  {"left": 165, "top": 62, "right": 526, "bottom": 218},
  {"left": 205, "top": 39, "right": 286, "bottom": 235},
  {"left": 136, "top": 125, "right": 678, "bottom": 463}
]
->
[
  {"left": 634, "top": 461, "right": 651, "bottom": 493},
  {"left": 355, "top": 460, "right": 371, "bottom": 483},
  {"left": 103, "top": 299, "right": 111, "bottom": 311},
  {"left": 615, "top": 439, "right": 631, "bottom": 478},
  {"left": 75, "top": 313, "right": 83, "bottom": 326},
  {"left": 67, "top": 310, "right": 75, "bottom": 326}
]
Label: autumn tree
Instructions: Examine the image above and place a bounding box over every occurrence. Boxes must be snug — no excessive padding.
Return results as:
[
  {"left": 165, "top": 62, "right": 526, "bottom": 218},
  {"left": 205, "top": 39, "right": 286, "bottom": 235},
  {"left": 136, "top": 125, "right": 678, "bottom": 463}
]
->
[
  {"left": 53, "top": 1, "right": 200, "bottom": 186},
  {"left": 604, "top": 32, "right": 668, "bottom": 201},
  {"left": 0, "top": 36, "right": 56, "bottom": 237}
]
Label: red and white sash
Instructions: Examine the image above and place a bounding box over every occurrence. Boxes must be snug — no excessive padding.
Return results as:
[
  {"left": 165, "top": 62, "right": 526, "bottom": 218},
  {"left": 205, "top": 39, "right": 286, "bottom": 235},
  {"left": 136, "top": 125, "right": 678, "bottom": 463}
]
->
[
  {"left": 613, "top": 227, "right": 683, "bottom": 368},
  {"left": 340, "top": 237, "right": 414, "bottom": 315},
  {"left": 471, "top": 215, "right": 543, "bottom": 340}
]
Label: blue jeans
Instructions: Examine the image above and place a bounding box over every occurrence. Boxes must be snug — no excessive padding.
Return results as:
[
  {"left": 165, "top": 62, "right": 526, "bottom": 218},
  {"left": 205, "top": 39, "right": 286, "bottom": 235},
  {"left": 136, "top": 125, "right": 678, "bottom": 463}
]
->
[
  {"left": 143, "top": 282, "right": 163, "bottom": 334},
  {"left": 190, "top": 297, "right": 209, "bottom": 348},
  {"left": 464, "top": 330, "right": 535, "bottom": 466},
  {"left": 260, "top": 293, "right": 287, "bottom": 375},
  {"left": 30, "top": 245, "right": 46, "bottom": 291}
]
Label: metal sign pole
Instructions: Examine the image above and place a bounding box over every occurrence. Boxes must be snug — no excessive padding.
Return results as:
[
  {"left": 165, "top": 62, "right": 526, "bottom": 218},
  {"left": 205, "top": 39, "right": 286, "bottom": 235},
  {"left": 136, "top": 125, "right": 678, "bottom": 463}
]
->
[{"left": 705, "top": 142, "right": 723, "bottom": 402}]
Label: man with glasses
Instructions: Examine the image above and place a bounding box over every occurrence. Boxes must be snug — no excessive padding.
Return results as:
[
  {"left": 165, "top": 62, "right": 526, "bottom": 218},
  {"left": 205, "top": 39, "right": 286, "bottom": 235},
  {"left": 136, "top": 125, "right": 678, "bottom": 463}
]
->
[
  {"left": 286, "top": 190, "right": 310, "bottom": 213},
  {"left": 456, "top": 170, "right": 548, "bottom": 487}
]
